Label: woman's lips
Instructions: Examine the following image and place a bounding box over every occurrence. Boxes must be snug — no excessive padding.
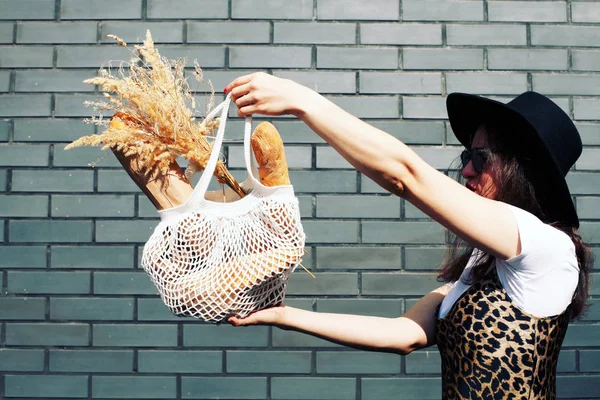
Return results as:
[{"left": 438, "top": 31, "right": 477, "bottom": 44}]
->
[{"left": 466, "top": 182, "right": 477, "bottom": 192}]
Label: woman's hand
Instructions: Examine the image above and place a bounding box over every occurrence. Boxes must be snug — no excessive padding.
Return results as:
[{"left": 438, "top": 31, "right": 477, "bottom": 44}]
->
[
  {"left": 227, "top": 305, "right": 287, "bottom": 326},
  {"left": 225, "top": 72, "right": 315, "bottom": 118}
]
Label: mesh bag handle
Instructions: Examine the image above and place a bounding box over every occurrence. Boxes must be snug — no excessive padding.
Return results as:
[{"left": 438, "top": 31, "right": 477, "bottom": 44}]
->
[{"left": 191, "top": 94, "right": 259, "bottom": 207}]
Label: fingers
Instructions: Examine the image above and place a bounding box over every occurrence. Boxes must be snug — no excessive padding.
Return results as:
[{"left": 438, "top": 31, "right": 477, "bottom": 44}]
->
[{"left": 224, "top": 73, "right": 255, "bottom": 94}]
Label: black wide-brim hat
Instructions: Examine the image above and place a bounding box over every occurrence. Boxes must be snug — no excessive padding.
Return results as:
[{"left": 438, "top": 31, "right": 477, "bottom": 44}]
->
[{"left": 446, "top": 91, "right": 582, "bottom": 228}]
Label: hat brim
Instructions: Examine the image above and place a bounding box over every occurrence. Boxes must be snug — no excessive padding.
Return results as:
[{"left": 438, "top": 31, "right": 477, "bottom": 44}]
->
[{"left": 446, "top": 93, "right": 579, "bottom": 228}]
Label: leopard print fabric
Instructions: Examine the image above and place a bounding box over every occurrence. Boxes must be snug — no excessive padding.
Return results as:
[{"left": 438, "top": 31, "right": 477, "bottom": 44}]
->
[{"left": 435, "top": 272, "right": 570, "bottom": 399}]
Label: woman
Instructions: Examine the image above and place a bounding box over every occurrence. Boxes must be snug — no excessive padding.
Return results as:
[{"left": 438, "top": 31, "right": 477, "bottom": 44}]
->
[{"left": 224, "top": 73, "right": 592, "bottom": 399}]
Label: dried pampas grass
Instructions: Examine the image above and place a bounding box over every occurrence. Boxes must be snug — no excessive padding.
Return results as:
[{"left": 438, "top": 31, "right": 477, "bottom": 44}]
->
[{"left": 65, "top": 30, "right": 245, "bottom": 197}]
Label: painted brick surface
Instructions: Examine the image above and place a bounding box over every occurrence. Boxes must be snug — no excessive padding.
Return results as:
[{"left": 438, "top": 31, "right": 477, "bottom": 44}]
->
[{"left": 1, "top": 1, "right": 599, "bottom": 399}]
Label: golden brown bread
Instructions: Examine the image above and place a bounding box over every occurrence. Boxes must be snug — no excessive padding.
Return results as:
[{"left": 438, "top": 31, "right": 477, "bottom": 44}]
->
[{"left": 251, "top": 121, "right": 291, "bottom": 186}]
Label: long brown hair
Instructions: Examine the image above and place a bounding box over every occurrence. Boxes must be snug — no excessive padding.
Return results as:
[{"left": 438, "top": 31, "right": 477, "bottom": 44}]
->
[{"left": 438, "top": 126, "right": 593, "bottom": 319}]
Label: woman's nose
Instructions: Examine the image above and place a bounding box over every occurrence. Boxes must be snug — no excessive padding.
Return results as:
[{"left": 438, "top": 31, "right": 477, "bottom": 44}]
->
[{"left": 461, "top": 160, "right": 476, "bottom": 179}]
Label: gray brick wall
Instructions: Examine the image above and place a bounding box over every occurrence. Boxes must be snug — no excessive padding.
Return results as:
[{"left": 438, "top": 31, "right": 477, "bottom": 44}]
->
[{"left": 0, "top": 0, "right": 598, "bottom": 399}]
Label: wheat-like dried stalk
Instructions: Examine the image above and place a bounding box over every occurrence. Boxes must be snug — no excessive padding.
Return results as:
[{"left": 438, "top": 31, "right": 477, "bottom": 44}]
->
[{"left": 65, "top": 30, "right": 245, "bottom": 197}]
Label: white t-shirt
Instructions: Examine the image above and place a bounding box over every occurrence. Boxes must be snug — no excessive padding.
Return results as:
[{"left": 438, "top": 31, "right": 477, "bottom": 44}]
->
[{"left": 438, "top": 204, "right": 579, "bottom": 319}]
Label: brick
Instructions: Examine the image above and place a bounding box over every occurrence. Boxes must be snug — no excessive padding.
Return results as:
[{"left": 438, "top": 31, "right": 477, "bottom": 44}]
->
[
  {"left": 316, "top": 298, "right": 403, "bottom": 317},
  {"left": 361, "top": 23, "right": 442, "bottom": 45},
  {"left": 489, "top": 49, "right": 567, "bottom": 71},
  {"left": 563, "top": 324, "right": 600, "bottom": 346},
  {"left": 0, "top": 46, "right": 53, "bottom": 68},
  {"left": 188, "top": 22, "right": 269, "bottom": 44},
  {"left": 582, "top": 299, "right": 600, "bottom": 321},
  {"left": 567, "top": 172, "right": 600, "bottom": 195},
  {"left": 577, "top": 149, "right": 600, "bottom": 171},
  {"left": 0, "top": 297, "right": 45, "bottom": 320},
  {"left": 54, "top": 93, "right": 103, "bottom": 117},
  {"left": 272, "top": 377, "right": 356, "bottom": 400},
  {"left": 230, "top": 46, "right": 312, "bottom": 68},
  {"left": 574, "top": 98, "right": 600, "bottom": 121},
  {"left": 160, "top": 45, "right": 226, "bottom": 68},
  {"left": 405, "top": 350, "right": 441, "bottom": 374},
  {"left": 138, "top": 298, "right": 183, "bottom": 321},
  {"left": 16, "top": 70, "right": 93, "bottom": 93},
  {"left": 489, "top": 1, "right": 566, "bottom": 22},
  {"left": 577, "top": 123, "right": 600, "bottom": 146},
  {"left": 0, "top": 119, "right": 8, "bottom": 141},
  {"left": 573, "top": 50, "right": 600, "bottom": 72},
  {"left": 573, "top": 2, "right": 600, "bottom": 23},
  {"left": 403, "top": 48, "right": 483, "bottom": 71},
  {"left": 405, "top": 247, "right": 445, "bottom": 270},
  {"left": 329, "top": 95, "right": 399, "bottom": 118},
  {"left": 0, "top": 94, "right": 51, "bottom": 116},
  {"left": 51, "top": 297, "right": 134, "bottom": 321},
  {"left": 9, "top": 220, "right": 92, "bottom": 243},
  {"left": 275, "top": 22, "right": 355, "bottom": 44},
  {"left": 61, "top": 0, "right": 142, "bottom": 19},
  {"left": 8, "top": 270, "right": 90, "bottom": 294},
  {"left": 448, "top": 24, "right": 526, "bottom": 46},
  {"left": 92, "top": 376, "right": 176, "bottom": 399},
  {"left": 577, "top": 197, "right": 600, "bottom": 220},
  {"left": 17, "top": 22, "right": 97, "bottom": 44},
  {"left": 298, "top": 195, "right": 313, "bottom": 217},
  {"left": 6, "top": 323, "right": 89, "bottom": 346},
  {"left": 96, "top": 220, "right": 157, "bottom": 243},
  {"left": 405, "top": 202, "right": 431, "bottom": 219},
  {"left": 413, "top": 147, "right": 462, "bottom": 169},
  {"left": 303, "top": 220, "right": 359, "bottom": 243},
  {"left": 97, "top": 169, "right": 141, "bottom": 192},
  {"left": 287, "top": 271, "right": 358, "bottom": 295},
  {"left": 5, "top": 375, "right": 88, "bottom": 398},
  {"left": 446, "top": 72, "right": 527, "bottom": 95},
  {"left": 94, "top": 271, "right": 157, "bottom": 295},
  {"left": 0, "top": 194, "right": 47, "bottom": 217},
  {"left": 56, "top": 45, "right": 131, "bottom": 68},
  {"left": 12, "top": 170, "right": 94, "bottom": 193},
  {"left": 52, "top": 245, "right": 134, "bottom": 269},
  {"left": 557, "top": 349, "right": 576, "bottom": 373},
  {"left": 101, "top": 22, "right": 183, "bottom": 44},
  {"left": 0, "top": 21, "right": 12, "bottom": 43},
  {"left": 557, "top": 376, "right": 600, "bottom": 398},
  {"left": 50, "top": 349, "right": 133, "bottom": 372},
  {"left": 317, "top": 47, "right": 398, "bottom": 69},
  {"left": 363, "top": 221, "right": 445, "bottom": 244},
  {"left": 139, "top": 350, "right": 221, "bottom": 373},
  {"left": 0, "top": 168, "right": 5, "bottom": 190},
  {"left": 274, "top": 71, "right": 356, "bottom": 94},
  {"left": 532, "top": 25, "right": 600, "bottom": 47},
  {"left": 227, "top": 351, "right": 311, "bottom": 373},
  {"left": 317, "top": 351, "right": 400, "bottom": 374},
  {"left": 403, "top": 0, "right": 483, "bottom": 21},
  {"left": 580, "top": 349, "right": 600, "bottom": 372},
  {"left": 373, "top": 121, "right": 443, "bottom": 145},
  {"left": 316, "top": 246, "right": 400, "bottom": 270},
  {"left": 0, "top": 245, "right": 46, "bottom": 268},
  {"left": 362, "top": 377, "right": 441, "bottom": 400},
  {"left": 52, "top": 194, "right": 134, "bottom": 217},
  {"left": 184, "top": 324, "right": 269, "bottom": 347},
  {"left": 403, "top": 96, "right": 447, "bottom": 119},
  {"left": 318, "top": 0, "right": 398, "bottom": 21},
  {"left": 534, "top": 74, "right": 600, "bottom": 96},
  {"left": 147, "top": 0, "right": 228, "bottom": 19},
  {"left": 362, "top": 272, "right": 440, "bottom": 295},
  {"left": 316, "top": 195, "right": 399, "bottom": 218},
  {"left": 57, "top": 145, "right": 122, "bottom": 168},
  {"left": 0, "top": 349, "right": 44, "bottom": 372},
  {"left": 232, "top": 0, "right": 312, "bottom": 20},
  {"left": 0, "top": 0, "right": 55, "bottom": 20},
  {"left": 0, "top": 69, "right": 9, "bottom": 91},
  {"left": 290, "top": 170, "right": 357, "bottom": 193},
  {"left": 182, "top": 377, "right": 267, "bottom": 400},
  {"left": 360, "top": 72, "right": 441, "bottom": 95},
  {"left": 580, "top": 223, "right": 600, "bottom": 245},
  {"left": 0, "top": 143, "right": 48, "bottom": 166},
  {"left": 273, "top": 328, "right": 341, "bottom": 347},
  {"left": 94, "top": 324, "right": 177, "bottom": 347},
  {"left": 14, "top": 118, "right": 95, "bottom": 142}
]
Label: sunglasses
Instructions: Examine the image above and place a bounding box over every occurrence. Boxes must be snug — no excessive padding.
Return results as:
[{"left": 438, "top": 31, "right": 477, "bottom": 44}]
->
[{"left": 460, "top": 148, "right": 490, "bottom": 174}]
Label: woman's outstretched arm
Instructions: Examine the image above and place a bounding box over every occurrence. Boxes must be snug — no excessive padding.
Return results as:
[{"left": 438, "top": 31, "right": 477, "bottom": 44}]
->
[
  {"left": 225, "top": 73, "right": 521, "bottom": 261},
  {"left": 228, "top": 285, "right": 450, "bottom": 355}
]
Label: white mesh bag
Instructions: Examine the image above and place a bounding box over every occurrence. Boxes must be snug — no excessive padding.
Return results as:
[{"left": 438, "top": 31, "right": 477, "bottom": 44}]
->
[{"left": 141, "top": 94, "right": 306, "bottom": 322}]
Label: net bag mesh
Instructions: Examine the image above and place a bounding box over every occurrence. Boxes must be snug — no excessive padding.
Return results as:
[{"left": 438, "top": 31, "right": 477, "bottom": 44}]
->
[{"left": 141, "top": 95, "right": 306, "bottom": 322}]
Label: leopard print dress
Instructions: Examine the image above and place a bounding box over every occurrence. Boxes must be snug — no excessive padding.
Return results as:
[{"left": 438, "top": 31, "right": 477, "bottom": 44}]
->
[{"left": 435, "top": 271, "right": 570, "bottom": 400}]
